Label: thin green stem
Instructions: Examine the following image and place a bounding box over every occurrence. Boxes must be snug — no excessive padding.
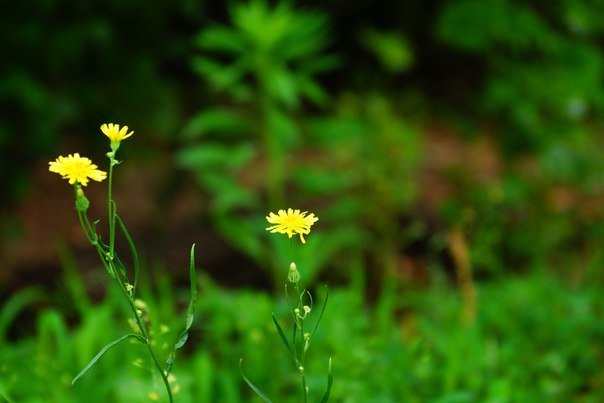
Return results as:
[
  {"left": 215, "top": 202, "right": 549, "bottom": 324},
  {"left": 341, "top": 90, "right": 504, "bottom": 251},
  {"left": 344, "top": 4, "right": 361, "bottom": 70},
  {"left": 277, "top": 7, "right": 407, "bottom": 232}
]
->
[
  {"left": 107, "top": 156, "right": 116, "bottom": 256},
  {"left": 116, "top": 275, "right": 174, "bottom": 402},
  {"left": 77, "top": 211, "right": 93, "bottom": 244},
  {"left": 74, "top": 183, "right": 174, "bottom": 403},
  {"left": 294, "top": 282, "right": 308, "bottom": 403}
]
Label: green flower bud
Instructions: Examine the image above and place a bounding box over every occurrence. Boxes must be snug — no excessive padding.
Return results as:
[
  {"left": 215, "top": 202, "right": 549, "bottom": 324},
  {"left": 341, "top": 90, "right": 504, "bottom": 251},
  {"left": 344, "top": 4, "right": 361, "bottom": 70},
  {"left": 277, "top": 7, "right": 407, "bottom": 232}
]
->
[
  {"left": 288, "top": 262, "right": 300, "bottom": 283},
  {"left": 75, "top": 187, "right": 90, "bottom": 212}
]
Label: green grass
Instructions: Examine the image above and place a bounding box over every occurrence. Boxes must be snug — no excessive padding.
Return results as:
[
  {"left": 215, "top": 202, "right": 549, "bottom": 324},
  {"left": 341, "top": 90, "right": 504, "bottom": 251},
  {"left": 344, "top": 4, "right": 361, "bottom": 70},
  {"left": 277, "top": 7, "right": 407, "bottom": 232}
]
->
[{"left": 1, "top": 260, "right": 603, "bottom": 402}]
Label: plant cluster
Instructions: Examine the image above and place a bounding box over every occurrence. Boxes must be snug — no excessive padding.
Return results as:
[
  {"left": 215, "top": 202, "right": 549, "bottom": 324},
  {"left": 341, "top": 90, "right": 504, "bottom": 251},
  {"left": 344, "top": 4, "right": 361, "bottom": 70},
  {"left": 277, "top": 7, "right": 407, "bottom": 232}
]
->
[{"left": 48, "top": 124, "right": 197, "bottom": 402}]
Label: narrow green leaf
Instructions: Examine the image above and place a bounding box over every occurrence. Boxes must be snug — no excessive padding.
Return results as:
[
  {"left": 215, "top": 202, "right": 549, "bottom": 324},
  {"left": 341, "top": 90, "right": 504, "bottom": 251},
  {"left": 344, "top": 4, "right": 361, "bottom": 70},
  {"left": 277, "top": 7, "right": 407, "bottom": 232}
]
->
[
  {"left": 0, "top": 287, "right": 44, "bottom": 343},
  {"left": 186, "top": 243, "right": 198, "bottom": 328},
  {"left": 239, "top": 359, "right": 273, "bottom": 403},
  {"left": 319, "top": 357, "right": 333, "bottom": 403},
  {"left": 0, "top": 386, "right": 15, "bottom": 403},
  {"left": 112, "top": 253, "right": 128, "bottom": 279},
  {"left": 116, "top": 214, "right": 140, "bottom": 293},
  {"left": 311, "top": 285, "right": 329, "bottom": 338},
  {"left": 166, "top": 244, "right": 198, "bottom": 375},
  {"left": 272, "top": 314, "right": 293, "bottom": 356},
  {"left": 72, "top": 333, "right": 142, "bottom": 385}
]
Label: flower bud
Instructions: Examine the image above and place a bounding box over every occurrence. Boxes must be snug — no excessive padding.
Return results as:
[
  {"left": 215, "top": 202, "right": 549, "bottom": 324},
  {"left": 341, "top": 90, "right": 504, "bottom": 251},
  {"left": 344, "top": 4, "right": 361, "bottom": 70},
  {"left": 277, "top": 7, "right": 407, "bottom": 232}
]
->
[
  {"left": 288, "top": 262, "right": 300, "bottom": 283},
  {"left": 75, "top": 187, "right": 90, "bottom": 212}
]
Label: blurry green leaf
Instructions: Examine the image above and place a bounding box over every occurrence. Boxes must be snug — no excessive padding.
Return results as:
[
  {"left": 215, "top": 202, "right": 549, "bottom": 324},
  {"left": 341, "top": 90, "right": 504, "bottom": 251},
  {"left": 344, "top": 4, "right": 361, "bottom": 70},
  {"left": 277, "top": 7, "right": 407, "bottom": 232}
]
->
[
  {"left": 215, "top": 216, "right": 264, "bottom": 264},
  {"left": 360, "top": 28, "right": 414, "bottom": 73},
  {"left": 182, "top": 108, "right": 249, "bottom": 139},
  {"left": 322, "top": 199, "right": 365, "bottom": 221},
  {"left": 239, "top": 359, "right": 273, "bottom": 403},
  {"left": 194, "top": 352, "right": 214, "bottom": 402},
  {"left": 297, "top": 76, "right": 330, "bottom": 107},
  {"left": 191, "top": 56, "right": 248, "bottom": 90},
  {"left": 176, "top": 142, "right": 255, "bottom": 170},
  {"left": 271, "top": 314, "right": 293, "bottom": 357},
  {"left": 300, "top": 226, "right": 366, "bottom": 283},
  {"left": 437, "top": 0, "right": 556, "bottom": 52},
  {"left": 0, "top": 287, "right": 44, "bottom": 343},
  {"left": 278, "top": 12, "right": 329, "bottom": 60},
  {"left": 58, "top": 243, "right": 91, "bottom": 315},
  {"left": 72, "top": 333, "right": 143, "bottom": 385},
  {"left": 211, "top": 184, "right": 260, "bottom": 214},
  {"left": 266, "top": 109, "right": 299, "bottom": 148},
  {"left": 196, "top": 27, "right": 245, "bottom": 54},
  {"left": 38, "top": 309, "right": 70, "bottom": 364},
  {"left": 0, "top": 387, "right": 14, "bottom": 403},
  {"left": 265, "top": 68, "right": 298, "bottom": 108},
  {"left": 306, "top": 117, "right": 366, "bottom": 146},
  {"left": 294, "top": 168, "right": 351, "bottom": 193},
  {"left": 320, "top": 357, "right": 333, "bottom": 403}
]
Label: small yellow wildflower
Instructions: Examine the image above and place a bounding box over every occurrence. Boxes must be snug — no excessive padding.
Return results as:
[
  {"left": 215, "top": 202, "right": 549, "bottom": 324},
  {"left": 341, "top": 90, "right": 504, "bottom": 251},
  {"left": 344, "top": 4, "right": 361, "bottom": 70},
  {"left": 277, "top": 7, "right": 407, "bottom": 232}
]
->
[
  {"left": 266, "top": 208, "right": 318, "bottom": 244},
  {"left": 48, "top": 153, "right": 107, "bottom": 186},
  {"left": 100, "top": 123, "right": 134, "bottom": 143}
]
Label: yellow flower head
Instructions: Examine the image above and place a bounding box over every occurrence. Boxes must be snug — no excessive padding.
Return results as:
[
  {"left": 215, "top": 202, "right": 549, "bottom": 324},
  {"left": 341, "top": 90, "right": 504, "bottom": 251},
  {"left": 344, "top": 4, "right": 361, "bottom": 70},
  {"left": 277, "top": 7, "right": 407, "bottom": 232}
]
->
[
  {"left": 266, "top": 208, "right": 318, "bottom": 244},
  {"left": 49, "top": 153, "right": 107, "bottom": 186},
  {"left": 100, "top": 123, "right": 134, "bottom": 143}
]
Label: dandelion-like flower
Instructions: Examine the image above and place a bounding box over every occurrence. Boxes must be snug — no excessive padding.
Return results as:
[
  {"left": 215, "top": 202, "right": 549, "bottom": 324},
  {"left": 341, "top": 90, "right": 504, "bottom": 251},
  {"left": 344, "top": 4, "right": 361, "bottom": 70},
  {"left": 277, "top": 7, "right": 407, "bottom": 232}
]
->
[
  {"left": 100, "top": 123, "right": 134, "bottom": 143},
  {"left": 266, "top": 208, "right": 318, "bottom": 243},
  {"left": 49, "top": 153, "right": 107, "bottom": 186}
]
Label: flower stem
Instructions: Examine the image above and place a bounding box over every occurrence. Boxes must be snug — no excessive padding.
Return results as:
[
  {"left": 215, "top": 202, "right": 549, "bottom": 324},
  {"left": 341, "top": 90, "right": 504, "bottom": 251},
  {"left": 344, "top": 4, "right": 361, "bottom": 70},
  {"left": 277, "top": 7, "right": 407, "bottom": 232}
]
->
[
  {"left": 116, "top": 277, "right": 174, "bottom": 403},
  {"left": 294, "top": 282, "right": 308, "bottom": 403},
  {"left": 107, "top": 155, "right": 116, "bottom": 256},
  {"left": 75, "top": 173, "right": 174, "bottom": 402}
]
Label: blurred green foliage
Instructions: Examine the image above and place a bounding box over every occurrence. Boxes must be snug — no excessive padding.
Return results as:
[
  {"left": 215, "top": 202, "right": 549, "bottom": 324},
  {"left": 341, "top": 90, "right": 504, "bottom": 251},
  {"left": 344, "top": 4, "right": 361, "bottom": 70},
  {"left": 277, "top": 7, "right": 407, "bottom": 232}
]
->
[
  {"left": 437, "top": 0, "right": 604, "bottom": 153},
  {"left": 2, "top": 251, "right": 604, "bottom": 401},
  {"left": 179, "top": 0, "right": 343, "bottom": 287}
]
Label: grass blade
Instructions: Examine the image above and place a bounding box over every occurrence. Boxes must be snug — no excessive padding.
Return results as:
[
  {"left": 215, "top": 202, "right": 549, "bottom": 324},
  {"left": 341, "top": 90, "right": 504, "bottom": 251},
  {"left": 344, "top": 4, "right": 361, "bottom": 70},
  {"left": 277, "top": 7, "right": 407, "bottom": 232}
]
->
[
  {"left": 166, "top": 244, "right": 198, "bottom": 375},
  {"left": 0, "top": 385, "right": 15, "bottom": 403},
  {"left": 239, "top": 359, "right": 273, "bottom": 403},
  {"left": 319, "top": 357, "right": 333, "bottom": 403},
  {"left": 72, "top": 333, "right": 142, "bottom": 384},
  {"left": 116, "top": 214, "right": 140, "bottom": 293},
  {"left": 272, "top": 314, "right": 293, "bottom": 356},
  {"left": 311, "top": 285, "right": 329, "bottom": 338},
  {"left": 0, "top": 287, "right": 44, "bottom": 343}
]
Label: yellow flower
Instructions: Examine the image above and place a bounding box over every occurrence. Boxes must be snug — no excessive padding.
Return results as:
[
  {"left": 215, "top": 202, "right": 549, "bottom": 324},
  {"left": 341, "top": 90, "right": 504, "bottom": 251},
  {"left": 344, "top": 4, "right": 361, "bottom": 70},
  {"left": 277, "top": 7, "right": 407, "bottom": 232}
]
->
[
  {"left": 48, "top": 153, "right": 107, "bottom": 186},
  {"left": 100, "top": 123, "right": 134, "bottom": 143},
  {"left": 266, "top": 208, "right": 318, "bottom": 243}
]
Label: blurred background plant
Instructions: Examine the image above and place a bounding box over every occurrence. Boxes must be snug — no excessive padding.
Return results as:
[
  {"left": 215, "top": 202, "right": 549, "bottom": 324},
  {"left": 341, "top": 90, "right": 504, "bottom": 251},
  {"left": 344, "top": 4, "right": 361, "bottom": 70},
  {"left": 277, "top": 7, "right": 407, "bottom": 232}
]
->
[
  {"left": 177, "top": 0, "right": 339, "bottom": 287},
  {"left": 3, "top": 0, "right": 604, "bottom": 401}
]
